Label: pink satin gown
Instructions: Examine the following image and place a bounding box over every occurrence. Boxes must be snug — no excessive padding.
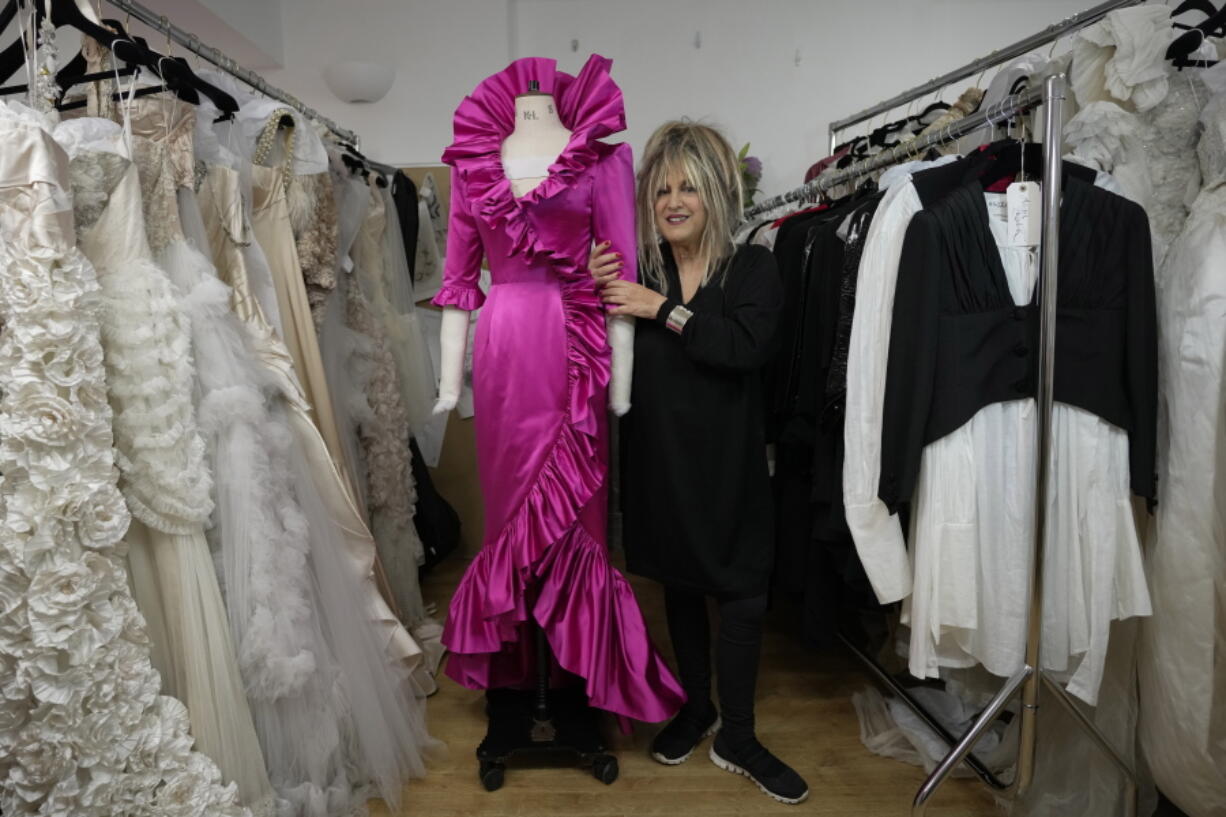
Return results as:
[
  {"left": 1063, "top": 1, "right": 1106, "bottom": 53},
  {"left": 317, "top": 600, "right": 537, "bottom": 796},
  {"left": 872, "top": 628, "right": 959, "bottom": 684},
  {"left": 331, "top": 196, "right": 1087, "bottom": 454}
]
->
[{"left": 432, "top": 55, "right": 684, "bottom": 723}]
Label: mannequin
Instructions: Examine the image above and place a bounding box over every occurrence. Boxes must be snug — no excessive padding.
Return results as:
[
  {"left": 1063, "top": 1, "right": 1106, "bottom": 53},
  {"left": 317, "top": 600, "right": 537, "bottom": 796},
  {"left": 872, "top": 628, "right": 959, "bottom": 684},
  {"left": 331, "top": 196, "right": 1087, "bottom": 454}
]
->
[{"left": 433, "top": 88, "right": 634, "bottom": 415}]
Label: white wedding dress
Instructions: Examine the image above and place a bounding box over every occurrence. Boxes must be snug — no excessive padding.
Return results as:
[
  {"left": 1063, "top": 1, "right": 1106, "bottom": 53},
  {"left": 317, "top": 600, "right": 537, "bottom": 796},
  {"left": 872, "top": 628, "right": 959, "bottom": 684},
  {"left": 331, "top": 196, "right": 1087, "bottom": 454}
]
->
[
  {"left": 0, "top": 93, "right": 248, "bottom": 817},
  {"left": 1139, "top": 80, "right": 1226, "bottom": 817},
  {"left": 1065, "top": 5, "right": 1219, "bottom": 263}
]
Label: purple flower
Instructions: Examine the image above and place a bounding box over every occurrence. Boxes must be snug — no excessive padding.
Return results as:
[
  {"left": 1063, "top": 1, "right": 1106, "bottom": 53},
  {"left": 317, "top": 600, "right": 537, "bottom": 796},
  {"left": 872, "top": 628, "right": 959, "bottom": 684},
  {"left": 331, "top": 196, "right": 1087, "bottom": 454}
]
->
[{"left": 743, "top": 155, "right": 763, "bottom": 180}]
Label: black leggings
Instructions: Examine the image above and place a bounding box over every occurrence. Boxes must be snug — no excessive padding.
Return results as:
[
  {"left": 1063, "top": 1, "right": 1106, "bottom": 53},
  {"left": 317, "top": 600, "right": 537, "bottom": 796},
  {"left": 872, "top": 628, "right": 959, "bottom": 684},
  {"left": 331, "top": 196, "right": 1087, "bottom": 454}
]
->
[{"left": 663, "top": 586, "right": 768, "bottom": 747}]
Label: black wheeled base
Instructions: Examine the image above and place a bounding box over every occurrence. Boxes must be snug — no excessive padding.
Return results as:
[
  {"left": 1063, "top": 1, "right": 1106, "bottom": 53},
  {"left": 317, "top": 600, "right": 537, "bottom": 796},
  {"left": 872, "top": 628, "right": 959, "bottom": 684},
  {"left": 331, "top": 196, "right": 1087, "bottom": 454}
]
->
[{"left": 475, "top": 628, "right": 618, "bottom": 791}]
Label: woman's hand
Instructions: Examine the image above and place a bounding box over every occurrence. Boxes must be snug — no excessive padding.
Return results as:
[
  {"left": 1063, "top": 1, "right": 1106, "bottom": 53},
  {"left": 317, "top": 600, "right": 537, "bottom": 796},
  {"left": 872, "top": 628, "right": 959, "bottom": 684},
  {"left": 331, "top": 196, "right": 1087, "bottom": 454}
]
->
[
  {"left": 601, "top": 279, "right": 667, "bottom": 319},
  {"left": 589, "top": 240, "right": 624, "bottom": 288}
]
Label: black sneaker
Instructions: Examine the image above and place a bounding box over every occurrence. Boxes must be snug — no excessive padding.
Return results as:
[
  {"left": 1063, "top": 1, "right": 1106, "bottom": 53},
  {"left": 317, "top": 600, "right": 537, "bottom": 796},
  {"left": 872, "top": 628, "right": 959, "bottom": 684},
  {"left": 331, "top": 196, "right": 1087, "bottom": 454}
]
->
[
  {"left": 709, "top": 734, "right": 809, "bottom": 804},
  {"left": 650, "top": 703, "right": 721, "bottom": 765}
]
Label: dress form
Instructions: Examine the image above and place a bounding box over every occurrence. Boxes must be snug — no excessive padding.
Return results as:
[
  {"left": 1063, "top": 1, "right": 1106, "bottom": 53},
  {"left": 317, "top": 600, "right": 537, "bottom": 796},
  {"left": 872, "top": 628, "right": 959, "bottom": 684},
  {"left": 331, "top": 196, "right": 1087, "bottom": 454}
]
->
[{"left": 434, "top": 89, "right": 634, "bottom": 414}]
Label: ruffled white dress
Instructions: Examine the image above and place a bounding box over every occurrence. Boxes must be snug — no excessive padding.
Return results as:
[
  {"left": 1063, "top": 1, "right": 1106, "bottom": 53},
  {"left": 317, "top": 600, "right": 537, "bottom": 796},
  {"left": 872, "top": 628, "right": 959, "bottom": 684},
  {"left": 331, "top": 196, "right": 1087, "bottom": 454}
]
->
[
  {"left": 0, "top": 94, "right": 249, "bottom": 817},
  {"left": 1065, "top": 5, "right": 1219, "bottom": 263},
  {"left": 54, "top": 72, "right": 275, "bottom": 813}
]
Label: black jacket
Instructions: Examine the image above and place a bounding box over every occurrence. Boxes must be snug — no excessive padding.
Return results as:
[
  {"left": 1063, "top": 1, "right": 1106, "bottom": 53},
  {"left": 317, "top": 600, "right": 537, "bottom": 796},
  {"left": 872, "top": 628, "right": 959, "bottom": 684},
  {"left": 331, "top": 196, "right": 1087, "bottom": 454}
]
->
[{"left": 878, "top": 171, "right": 1158, "bottom": 514}]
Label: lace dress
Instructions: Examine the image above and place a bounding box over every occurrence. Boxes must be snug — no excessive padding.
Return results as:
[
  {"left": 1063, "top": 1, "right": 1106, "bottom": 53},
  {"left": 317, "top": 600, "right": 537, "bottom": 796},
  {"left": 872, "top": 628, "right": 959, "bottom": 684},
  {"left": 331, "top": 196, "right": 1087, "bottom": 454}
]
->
[
  {"left": 0, "top": 97, "right": 247, "bottom": 817},
  {"left": 1138, "top": 86, "right": 1226, "bottom": 817},
  {"left": 288, "top": 171, "right": 338, "bottom": 331}
]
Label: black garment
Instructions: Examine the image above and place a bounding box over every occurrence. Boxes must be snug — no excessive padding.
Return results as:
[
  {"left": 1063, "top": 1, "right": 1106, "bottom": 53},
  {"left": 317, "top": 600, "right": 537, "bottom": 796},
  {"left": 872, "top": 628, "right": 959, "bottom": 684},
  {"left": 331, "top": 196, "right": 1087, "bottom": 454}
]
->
[
  {"left": 764, "top": 205, "right": 839, "bottom": 440},
  {"left": 769, "top": 211, "right": 846, "bottom": 594},
  {"left": 766, "top": 196, "right": 884, "bottom": 649},
  {"left": 664, "top": 586, "right": 768, "bottom": 746},
  {"left": 879, "top": 174, "right": 1158, "bottom": 513},
  {"left": 621, "top": 243, "right": 782, "bottom": 596},
  {"left": 409, "top": 436, "right": 461, "bottom": 574},
  {"left": 391, "top": 170, "right": 420, "bottom": 280}
]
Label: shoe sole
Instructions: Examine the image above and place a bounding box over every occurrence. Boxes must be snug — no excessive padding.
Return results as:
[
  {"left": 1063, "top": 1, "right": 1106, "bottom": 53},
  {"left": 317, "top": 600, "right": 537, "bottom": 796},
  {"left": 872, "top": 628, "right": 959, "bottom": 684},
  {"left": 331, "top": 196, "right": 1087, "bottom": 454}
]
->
[
  {"left": 650, "top": 717, "right": 722, "bottom": 766},
  {"left": 708, "top": 745, "right": 810, "bottom": 805}
]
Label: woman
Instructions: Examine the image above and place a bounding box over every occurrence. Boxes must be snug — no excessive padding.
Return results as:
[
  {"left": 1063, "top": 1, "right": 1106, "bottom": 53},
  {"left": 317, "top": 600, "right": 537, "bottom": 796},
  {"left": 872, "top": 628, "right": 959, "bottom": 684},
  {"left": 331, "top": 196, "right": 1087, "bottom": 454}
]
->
[{"left": 591, "top": 121, "right": 808, "bottom": 805}]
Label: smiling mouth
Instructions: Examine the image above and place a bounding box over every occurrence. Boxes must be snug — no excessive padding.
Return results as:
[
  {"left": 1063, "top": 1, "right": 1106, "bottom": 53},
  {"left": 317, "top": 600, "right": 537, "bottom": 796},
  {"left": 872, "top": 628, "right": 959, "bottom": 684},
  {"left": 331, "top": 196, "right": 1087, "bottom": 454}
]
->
[{"left": 665, "top": 214, "right": 690, "bottom": 225}]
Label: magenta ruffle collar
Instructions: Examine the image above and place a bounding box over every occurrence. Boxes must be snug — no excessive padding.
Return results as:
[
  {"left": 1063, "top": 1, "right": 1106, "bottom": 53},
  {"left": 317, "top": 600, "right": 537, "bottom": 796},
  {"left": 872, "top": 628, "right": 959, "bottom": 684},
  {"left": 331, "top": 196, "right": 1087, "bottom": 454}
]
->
[{"left": 441, "top": 55, "right": 625, "bottom": 268}]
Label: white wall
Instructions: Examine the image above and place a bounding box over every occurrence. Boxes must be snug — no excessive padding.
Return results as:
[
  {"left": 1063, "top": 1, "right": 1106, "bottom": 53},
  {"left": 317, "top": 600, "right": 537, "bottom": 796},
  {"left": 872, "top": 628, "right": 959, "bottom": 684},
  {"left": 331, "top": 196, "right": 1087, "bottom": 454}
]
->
[
  {"left": 264, "top": 0, "right": 514, "bottom": 160},
  {"left": 266, "top": 0, "right": 1100, "bottom": 197},
  {"left": 137, "top": 0, "right": 285, "bottom": 69}
]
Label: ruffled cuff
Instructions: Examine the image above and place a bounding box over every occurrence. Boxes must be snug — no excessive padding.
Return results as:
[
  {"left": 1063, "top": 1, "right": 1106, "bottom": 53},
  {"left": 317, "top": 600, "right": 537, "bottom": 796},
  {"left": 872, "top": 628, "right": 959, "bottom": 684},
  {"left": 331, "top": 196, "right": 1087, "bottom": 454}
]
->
[{"left": 432, "top": 285, "right": 486, "bottom": 311}]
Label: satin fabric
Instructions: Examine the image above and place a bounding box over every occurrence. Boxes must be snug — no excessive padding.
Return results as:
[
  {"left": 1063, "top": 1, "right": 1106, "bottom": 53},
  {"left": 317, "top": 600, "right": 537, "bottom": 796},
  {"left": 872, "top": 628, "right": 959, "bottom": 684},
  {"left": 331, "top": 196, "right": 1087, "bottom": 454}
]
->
[{"left": 433, "top": 55, "right": 684, "bottom": 723}]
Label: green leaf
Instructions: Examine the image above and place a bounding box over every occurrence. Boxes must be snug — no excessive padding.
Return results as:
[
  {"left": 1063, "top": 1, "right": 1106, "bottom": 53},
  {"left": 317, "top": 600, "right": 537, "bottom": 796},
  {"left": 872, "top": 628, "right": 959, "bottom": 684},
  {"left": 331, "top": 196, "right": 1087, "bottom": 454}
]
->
[{"left": 738, "top": 142, "right": 750, "bottom": 160}]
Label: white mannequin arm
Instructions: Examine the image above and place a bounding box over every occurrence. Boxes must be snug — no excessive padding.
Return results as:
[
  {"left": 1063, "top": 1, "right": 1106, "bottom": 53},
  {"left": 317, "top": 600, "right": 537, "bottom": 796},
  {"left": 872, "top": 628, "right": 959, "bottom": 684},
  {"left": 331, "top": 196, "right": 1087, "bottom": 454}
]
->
[
  {"left": 608, "top": 314, "right": 634, "bottom": 416},
  {"left": 433, "top": 306, "right": 471, "bottom": 414}
]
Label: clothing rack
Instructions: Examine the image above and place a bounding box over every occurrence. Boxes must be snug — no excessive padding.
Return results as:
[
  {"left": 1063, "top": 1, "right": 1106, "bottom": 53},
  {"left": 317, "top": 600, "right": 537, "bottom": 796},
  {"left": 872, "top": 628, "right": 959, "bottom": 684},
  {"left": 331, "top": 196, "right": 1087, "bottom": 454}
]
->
[
  {"left": 825, "top": 0, "right": 1146, "bottom": 152},
  {"left": 743, "top": 86, "right": 1042, "bottom": 220},
  {"left": 101, "top": 0, "right": 360, "bottom": 146},
  {"left": 771, "top": 73, "right": 1138, "bottom": 815}
]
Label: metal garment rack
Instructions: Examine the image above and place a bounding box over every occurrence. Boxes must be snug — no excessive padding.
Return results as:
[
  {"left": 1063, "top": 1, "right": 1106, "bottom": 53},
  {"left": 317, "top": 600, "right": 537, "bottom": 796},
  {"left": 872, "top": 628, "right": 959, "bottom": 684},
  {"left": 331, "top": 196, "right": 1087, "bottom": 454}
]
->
[
  {"left": 101, "top": 0, "right": 360, "bottom": 145},
  {"left": 758, "top": 75, "right": 1140, "bottom": 814},
  {"left": 825, "top": 0, "right": 1146, "bottom": 153},
  {"left": 911, "top": 73, "right": 1139, "bottom": 817},
  {"left": 744, "top": 85, "right": 1042, "bottom": 220}
]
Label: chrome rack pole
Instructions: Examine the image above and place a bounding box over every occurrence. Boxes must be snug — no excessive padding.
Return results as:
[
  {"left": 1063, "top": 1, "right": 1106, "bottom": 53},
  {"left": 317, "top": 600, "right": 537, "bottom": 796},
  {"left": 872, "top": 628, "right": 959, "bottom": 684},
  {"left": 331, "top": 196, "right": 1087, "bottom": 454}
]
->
[
  {"left": 825, "top": 0, "right": 1144, "bottom": 147},
  {"left": 102, "top": 0, "right": 360, "bottom": 146},
  {"left": 909, "top": 72, "right": 1064, "bottom": 817},
  {"left": 910, "top": 72, "right": 1066, "bottom": 817},
  {"left": 912, "top": 73, "right": 1138, "bottom": 817},
  {"left": 1010, "top": 70, "right": 1067, "bottom": 805},
  {"left": 1012, "top": 73, "right": 1137, "bottom": 817},
  {"left": 838, "top": 633, "right": 1010, "bottom": 790}
]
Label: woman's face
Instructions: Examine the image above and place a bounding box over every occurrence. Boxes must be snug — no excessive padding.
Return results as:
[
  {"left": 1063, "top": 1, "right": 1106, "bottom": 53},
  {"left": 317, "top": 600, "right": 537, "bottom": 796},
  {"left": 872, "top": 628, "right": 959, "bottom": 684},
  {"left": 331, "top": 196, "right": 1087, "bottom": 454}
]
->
[{"left": 653, "top": 168, "right": 707, "bottom": 251}]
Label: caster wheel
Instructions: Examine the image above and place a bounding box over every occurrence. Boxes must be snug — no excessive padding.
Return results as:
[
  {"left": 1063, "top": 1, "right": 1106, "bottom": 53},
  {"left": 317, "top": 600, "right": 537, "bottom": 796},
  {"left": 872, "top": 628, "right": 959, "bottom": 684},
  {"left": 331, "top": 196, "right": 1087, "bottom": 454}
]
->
[
  {"left": 479, "top": 760, "right": 505, "bottom": 792},
  {"left": 592, "top": 754, "right": 619, "bottom": 785}
]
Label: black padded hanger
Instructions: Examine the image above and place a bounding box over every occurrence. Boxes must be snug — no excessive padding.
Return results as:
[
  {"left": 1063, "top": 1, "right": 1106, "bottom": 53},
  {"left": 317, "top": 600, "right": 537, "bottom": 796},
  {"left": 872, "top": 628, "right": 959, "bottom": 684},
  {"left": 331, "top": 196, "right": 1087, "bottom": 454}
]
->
[{"left": 1166, "top": 6, "right": 1224, "bottom": 69}]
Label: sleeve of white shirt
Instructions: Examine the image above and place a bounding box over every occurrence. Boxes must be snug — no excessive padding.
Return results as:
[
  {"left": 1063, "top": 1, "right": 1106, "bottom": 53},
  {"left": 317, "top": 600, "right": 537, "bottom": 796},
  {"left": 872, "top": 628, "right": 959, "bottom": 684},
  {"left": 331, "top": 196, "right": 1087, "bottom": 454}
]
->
[{"left": 843, "top": 178, "right": 923, "bottom": 605}]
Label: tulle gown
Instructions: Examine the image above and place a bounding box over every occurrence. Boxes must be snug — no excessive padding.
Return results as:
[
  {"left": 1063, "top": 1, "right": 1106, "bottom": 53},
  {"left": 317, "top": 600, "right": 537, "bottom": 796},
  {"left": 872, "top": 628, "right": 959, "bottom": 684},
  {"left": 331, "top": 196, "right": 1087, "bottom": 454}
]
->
[{"left": 193, "top": 146, "right": 440, "bottom": 815}]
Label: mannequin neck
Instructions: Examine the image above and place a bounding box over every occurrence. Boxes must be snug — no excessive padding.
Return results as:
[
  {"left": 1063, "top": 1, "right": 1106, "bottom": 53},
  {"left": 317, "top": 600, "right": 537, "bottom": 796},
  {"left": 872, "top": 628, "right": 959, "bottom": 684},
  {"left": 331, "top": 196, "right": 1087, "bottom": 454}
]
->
[{"left": 513, "top": 94, "right": 565, "bottom": 134}]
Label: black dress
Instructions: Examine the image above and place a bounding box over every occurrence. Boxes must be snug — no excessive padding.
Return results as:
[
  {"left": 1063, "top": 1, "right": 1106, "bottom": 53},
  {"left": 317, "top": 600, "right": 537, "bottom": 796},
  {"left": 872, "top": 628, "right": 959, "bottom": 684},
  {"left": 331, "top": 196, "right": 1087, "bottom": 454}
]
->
[{"left": 621, "top": 243, "right": 783, "bottom": 597}]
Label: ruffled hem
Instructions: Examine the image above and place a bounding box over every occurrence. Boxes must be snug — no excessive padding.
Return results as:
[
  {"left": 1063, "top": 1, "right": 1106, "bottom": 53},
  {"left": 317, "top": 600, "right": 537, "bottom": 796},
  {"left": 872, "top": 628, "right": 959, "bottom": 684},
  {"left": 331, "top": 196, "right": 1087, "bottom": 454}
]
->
[
  {"left": 444, "top": 524, "right": 685, "bottom": 724},
  {"left": 430, "top": 283, "right": 486, "bottom": 311}
]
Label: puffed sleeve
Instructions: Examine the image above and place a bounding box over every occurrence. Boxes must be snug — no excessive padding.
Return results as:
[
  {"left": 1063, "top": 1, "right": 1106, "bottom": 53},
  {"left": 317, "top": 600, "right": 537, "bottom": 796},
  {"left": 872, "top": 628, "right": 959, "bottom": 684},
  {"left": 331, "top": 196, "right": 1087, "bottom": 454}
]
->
[
  {"left": 878, "top": 210, "right": 940, "bottom": 515},
  {"left": 656, "top": 245, "right": 782, "bottom": 371},
  {"left": 591, "top": 142, "right": 638, "bottom": 285},
  {"left": 431, "top": 167, "right": 487, "bottom": 310}
]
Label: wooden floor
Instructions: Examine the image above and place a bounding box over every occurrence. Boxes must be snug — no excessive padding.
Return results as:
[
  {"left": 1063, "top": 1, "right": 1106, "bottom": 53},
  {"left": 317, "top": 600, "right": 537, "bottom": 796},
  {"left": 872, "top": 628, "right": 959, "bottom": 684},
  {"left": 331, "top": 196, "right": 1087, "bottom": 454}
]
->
[{"left": 371, "top": 557, "right": 998, "bottom": 817}]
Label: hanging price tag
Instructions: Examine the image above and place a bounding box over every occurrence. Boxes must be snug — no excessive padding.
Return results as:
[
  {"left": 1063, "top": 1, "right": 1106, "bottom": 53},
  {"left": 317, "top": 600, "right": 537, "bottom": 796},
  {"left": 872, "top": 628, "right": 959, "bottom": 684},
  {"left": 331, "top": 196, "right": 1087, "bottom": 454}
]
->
[{"left": 1006, "top": 182, "right": 1042, "bottom": 247}]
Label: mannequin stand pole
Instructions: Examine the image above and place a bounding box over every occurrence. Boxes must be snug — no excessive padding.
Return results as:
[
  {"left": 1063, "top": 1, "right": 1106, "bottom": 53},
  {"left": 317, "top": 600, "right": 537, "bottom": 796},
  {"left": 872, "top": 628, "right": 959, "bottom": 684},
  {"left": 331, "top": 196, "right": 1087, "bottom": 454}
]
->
[{"left": 475, "top": 623, "right": 620, "bottom": 791}]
